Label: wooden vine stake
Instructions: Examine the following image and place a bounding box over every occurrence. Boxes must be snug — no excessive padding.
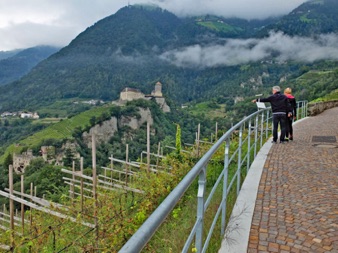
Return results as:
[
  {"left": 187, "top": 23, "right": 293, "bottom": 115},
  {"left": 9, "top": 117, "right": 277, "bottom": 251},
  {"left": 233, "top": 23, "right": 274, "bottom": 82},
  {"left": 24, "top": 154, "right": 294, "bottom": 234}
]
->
[
  {"left": 147, "top": 120, "right": 150, "bottom": 174},
  {"left": 197, "top": 123, "right": 201, "bottom": 157},
  {"left": 71, "top": 161, "right": 75, "bottom": 201},
  {"left": 9, "top": 165, "right": 14, "bottom": 250},
  {"left": 125, "top": 144, "right": 129, "bottom": 185},
  {"left": 80, "top": 157, "right": 84, "bottom": 212},
  {"left": 110, "top": 154, "right": 114, "bottom": 182},
  {"left": 215, "top": 122, "right": 218, "bottom": 141},
  {"left": 156, "top": 142, "right": 161, "bottom": 169},
  {"left": 21, "top": 174, "right": 24, "bottom": 234},
  {"left": 91, "top": 133, "right": 99, "bottom": 245},
  {"left": 30, "top": 183, "right": 33, "bottom": 228}
]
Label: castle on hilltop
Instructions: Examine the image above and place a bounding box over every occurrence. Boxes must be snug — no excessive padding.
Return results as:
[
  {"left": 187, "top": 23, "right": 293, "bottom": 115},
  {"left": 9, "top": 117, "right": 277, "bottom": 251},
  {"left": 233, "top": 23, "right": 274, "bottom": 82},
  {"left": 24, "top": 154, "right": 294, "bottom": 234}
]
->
[{"left": 117, "top": 82, "right": 170, "bottom": 112}]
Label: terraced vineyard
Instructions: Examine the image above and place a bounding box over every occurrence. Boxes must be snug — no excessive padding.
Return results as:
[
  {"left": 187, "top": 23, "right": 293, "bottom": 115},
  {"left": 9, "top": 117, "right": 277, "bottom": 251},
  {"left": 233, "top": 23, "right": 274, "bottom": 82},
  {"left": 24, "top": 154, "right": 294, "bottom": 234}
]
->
[{"left": 0, "top": 104, "right": 115, "bottom": 164}]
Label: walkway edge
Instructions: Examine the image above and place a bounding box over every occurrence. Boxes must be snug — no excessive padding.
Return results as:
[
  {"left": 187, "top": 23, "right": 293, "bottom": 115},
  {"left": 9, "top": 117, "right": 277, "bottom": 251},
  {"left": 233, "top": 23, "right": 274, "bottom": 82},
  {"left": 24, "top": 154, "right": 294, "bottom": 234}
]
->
[
  {"left": 218, "top": 117, "right": 308, "bottom": 253},
  {"left": 218, "top": 138, "right": 272, "bottom": 253}
]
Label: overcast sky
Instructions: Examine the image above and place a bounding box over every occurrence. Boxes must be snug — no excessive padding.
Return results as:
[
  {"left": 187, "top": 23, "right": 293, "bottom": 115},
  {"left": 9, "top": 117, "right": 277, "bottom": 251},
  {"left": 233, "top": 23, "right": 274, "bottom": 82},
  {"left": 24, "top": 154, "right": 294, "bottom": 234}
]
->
[{"left": 0, "top": 0, "right": 309, "bottom": 51}]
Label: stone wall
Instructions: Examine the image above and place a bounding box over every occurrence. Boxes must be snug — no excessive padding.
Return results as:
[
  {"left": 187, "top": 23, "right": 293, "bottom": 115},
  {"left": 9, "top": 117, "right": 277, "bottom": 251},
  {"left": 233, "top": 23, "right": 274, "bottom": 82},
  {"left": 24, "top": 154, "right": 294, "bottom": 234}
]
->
[
  {"left": 120, "top": 88, "right": 145, "bottom": 101},
  {"left": 308, "top": 100, "right": 338, "bottom": 116},
  {"left": 13, "top": 149, "right": 34, "bottom": 173}
]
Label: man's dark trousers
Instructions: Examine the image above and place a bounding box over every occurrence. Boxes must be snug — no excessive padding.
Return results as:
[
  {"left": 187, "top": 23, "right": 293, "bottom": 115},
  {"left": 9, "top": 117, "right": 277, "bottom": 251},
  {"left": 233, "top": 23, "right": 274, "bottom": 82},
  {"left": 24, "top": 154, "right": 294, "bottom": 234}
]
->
[{"left": 272, "top": 113, "right": 287, "bottom": 142}]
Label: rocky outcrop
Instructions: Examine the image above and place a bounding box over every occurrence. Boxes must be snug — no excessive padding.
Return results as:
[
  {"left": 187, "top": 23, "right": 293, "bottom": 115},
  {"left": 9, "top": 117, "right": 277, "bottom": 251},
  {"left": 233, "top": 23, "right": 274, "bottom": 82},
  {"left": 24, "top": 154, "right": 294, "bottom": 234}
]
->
[
  {"left": 119, "top": 108, "right": 153, "bottom": 130},
  {"left": 154, "top": 97, "right": 170, "bottom": 113},
  {"left": 308, "top": 100, "right": 338, "bottom": 116},
  {"left": 83, "top": 108, "right": 153, "bottom": 147},
  {"left": 82, "top": 117, "right": 118, "bottom": 148}
]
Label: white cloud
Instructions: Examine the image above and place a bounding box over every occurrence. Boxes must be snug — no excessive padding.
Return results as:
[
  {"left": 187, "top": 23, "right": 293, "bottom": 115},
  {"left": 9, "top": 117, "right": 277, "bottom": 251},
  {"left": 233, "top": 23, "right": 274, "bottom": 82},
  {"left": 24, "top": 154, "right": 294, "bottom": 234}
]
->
[
  {"left": 0, "top": 22, "right": 77, "bottom": 50},
  {"left": 0, "top": 0, "right": 142, "bottom": 51},
  {"left": 159, "top": 32, "right": 338, "bottom": 68},
  {"left": 0, "top": 0, "right": 309, "bottom": 51}
]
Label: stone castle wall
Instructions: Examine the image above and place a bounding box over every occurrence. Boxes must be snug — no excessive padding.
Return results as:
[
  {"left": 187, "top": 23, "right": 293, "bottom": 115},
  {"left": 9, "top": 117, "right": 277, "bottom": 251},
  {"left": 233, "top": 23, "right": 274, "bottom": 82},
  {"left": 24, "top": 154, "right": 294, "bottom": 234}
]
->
[{"left": 120, "top": 88, "right": 145, "bottom": 101}]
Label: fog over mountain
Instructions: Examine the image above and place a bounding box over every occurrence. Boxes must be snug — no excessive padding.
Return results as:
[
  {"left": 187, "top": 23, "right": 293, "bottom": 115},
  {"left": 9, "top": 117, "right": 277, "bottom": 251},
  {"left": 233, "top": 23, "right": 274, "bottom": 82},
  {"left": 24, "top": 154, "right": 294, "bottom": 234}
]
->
[
  {"left": 152, "top": 0, "right": 309, "bottom": 19},
  {"left": 0, "top": 0, "right": 308, "bottom": 51},
  {"left": 160, "top": 32, "right": 338, "bottom": 68}
]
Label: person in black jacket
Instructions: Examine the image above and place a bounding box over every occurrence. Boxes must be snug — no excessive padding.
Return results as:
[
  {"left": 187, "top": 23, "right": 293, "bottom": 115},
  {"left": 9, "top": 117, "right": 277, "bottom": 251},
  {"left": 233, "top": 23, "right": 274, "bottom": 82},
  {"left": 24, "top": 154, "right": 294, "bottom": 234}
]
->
[
  {"left": 252, "top": 86, "right": 291, "bottom": 143},
  {"left": 284, "top": 87, "right": 297, "bottom": 141}
]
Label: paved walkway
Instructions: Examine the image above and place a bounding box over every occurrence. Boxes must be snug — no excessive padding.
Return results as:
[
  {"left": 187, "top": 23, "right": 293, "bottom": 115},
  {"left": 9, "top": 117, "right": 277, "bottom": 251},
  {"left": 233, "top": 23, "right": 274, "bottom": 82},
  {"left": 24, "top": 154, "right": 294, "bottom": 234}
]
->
[{"left": 220, "top": 107, "right": 338, "bottom": 253}]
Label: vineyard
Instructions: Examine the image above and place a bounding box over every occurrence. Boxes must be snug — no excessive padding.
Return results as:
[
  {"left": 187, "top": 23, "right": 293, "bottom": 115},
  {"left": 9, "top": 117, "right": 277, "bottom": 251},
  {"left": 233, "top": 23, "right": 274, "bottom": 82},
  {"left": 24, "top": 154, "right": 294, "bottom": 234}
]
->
[
  {"left": 0, "top": 129, "right": 220, "bottom": 252},
  {"left": 0, "top": 105, "right": 115, "bottom": 165}
]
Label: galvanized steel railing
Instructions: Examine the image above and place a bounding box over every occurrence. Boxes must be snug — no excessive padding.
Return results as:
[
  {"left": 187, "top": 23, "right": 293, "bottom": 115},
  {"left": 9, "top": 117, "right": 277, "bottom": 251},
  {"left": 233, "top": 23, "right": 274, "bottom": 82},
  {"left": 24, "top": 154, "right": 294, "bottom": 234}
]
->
[
  {"left": 119, "top": 101, "right": 308, "bottom": 253},
  {"left": 296, "top": 100, "right": 308, "bottom": 121}
]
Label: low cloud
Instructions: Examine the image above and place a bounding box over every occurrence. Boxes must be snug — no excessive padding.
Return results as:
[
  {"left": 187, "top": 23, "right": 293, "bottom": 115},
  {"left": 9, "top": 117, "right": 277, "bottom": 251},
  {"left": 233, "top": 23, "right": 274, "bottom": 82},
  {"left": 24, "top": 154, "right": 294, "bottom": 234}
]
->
[
  {"left": 151, "top": 0, "right": 308, "bottom": 20},
  {"left": 0, "top": 22, "right": 76, "bottom": 50},
  {"left": 159, "top": 32, "right": 338, "bottom": 68}
]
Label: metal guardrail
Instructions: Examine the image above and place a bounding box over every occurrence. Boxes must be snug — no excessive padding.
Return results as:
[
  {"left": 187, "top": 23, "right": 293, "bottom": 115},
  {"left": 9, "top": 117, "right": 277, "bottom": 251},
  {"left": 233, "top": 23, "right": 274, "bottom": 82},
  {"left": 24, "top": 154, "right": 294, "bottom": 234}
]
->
[
  {"left": 296, "top": 100, "right": 308, "bottom": 121},
  {"left": 119, "top": 101, "right": 308, "bottom": 253}
]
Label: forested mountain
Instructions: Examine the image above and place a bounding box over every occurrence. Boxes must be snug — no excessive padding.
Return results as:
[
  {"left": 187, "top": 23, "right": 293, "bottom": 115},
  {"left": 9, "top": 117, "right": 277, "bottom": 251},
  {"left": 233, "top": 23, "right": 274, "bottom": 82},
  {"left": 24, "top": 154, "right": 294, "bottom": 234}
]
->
[
  {"left": 0, "top": 49, "right": 22, "bottom": 60},
  {"left": 0, "top": 1, "right": 337, "bottom": 114},
  {"left": 0, "top": 46, "right": 60, "bottom": 86},
  {"left": 259, "top": 0, "right": 338, "bottom": 36}
]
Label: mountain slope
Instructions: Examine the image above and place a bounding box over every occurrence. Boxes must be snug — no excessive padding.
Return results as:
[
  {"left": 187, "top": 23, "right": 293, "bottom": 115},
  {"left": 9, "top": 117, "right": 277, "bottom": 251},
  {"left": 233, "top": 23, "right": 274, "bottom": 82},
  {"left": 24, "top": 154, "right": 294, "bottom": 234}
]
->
[
  {"left": 0, "top": 2, "right": 337, "bottom": 114},
  {"left": 64, "top": 8, "right": 178, "bottom": 55},
  {"left": 193, "top": 15, "right": 279, "bottom": 38},
  {"left": 259, "top": 0, "right": 338, "bottom": 36},
  {"left": 0, "top": 5, "right": 220, "bottom": 111},
  {"left": 0, "top": 49, "right": 22, "bottom": 60},
  {"left": 0, "top": 46, "right": 60, "bottom": 86}
]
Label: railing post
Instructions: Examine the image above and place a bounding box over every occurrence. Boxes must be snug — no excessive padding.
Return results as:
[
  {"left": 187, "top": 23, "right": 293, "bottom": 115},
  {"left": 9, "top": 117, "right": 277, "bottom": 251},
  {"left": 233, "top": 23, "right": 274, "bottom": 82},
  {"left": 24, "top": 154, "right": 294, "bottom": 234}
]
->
[
  {"left": 305, "top": 101, "right": 308, "bottom": 117},
  {"left": 265, "top": 110, "right": 270, "bottom": 139},
  {"left": 297, "top": 101, "right": 307, "bottom": 120},
  {"left": 254, "top": 115, "right": 259, "bottom": 157},
  {"left": 221, "top": 138, "right": 230, "bottom": 235},
  {"left": 237, "top": 125, "right": 243, "bottom": 195},
  {"left": 247, "top": 120, "right": 251, "bottom": 173},
  {"left": 260, "top": 112, "right": 264, "bottom": 148},
  {"left": 196, "top": 166, "right": 206, "bottom": 253}
]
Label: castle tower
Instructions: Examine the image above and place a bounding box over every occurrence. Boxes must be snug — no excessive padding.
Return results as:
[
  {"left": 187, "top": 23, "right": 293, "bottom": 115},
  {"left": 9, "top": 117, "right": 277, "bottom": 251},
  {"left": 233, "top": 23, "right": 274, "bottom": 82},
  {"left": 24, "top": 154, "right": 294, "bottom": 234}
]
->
[{"left": 152, "top": 82, "right": 163, "bottom": 97}]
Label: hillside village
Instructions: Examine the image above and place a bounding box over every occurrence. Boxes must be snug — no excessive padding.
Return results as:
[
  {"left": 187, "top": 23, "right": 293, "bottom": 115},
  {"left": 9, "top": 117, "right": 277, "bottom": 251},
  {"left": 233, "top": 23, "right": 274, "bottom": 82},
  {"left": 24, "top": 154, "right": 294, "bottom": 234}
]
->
[{"left": 1, "top": 111, "right": 40, "bottom": 119}]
